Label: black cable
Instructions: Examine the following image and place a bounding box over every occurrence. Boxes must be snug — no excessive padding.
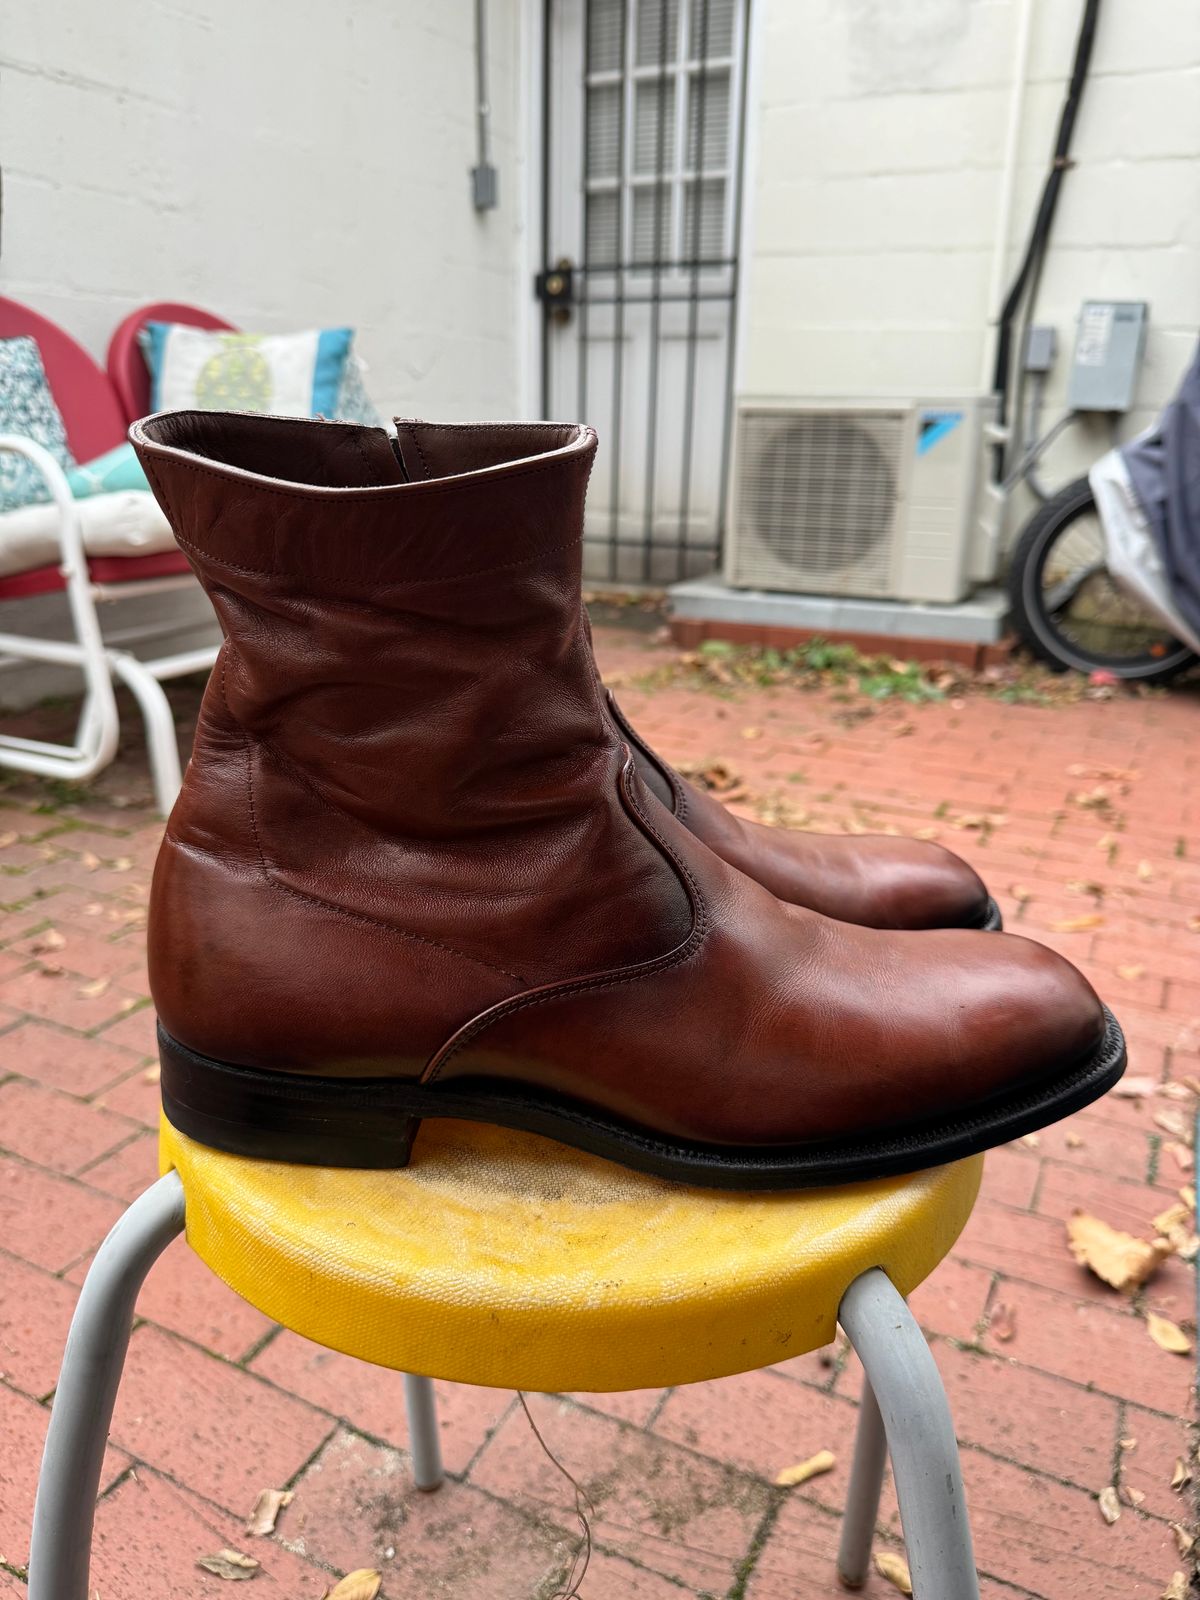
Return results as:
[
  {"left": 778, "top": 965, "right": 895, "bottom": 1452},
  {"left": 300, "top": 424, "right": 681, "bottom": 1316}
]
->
[{"left": 991, "top": 0, "right": 1101, "bottom": 469}]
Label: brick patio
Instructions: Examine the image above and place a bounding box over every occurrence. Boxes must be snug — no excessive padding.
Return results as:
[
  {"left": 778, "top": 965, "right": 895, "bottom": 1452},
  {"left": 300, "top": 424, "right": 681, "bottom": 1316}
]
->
[{"left": 0, "top": 621, "right": 1196, "bottom": 1599}]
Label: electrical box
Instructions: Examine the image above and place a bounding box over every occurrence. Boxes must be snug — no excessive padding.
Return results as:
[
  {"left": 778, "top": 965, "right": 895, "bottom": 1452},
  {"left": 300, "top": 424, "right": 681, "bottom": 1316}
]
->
[{"left": 1067, "top": 300, "right": 1148, "bottom": 412}]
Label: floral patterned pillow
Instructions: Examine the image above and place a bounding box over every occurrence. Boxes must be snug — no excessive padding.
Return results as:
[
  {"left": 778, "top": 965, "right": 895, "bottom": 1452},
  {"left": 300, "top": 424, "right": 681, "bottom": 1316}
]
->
[{"left": 0, "top": 337, "right": 76, "bottom": 512}]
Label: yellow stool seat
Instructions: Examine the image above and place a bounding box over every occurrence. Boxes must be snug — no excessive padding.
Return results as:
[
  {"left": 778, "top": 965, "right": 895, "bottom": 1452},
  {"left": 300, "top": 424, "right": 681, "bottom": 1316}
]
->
[{"left": 160, "top": 1114, "right": 981, "bottom": 1392}]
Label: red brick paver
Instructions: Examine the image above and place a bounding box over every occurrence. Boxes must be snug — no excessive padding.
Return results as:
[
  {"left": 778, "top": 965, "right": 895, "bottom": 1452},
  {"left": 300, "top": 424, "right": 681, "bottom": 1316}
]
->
[{"left": 0, "top": 632, "right": 1195, "bottom": 1598}]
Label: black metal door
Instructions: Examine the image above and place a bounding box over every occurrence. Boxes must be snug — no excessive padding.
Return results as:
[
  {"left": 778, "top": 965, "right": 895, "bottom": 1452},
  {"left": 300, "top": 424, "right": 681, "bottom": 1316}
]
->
[{"left": 540, "top": 0, "right": 751, "bottom": 585}]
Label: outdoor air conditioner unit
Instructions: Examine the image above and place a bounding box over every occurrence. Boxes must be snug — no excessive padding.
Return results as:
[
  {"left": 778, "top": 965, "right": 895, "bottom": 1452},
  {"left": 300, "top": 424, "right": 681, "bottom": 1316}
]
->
[{"left": 725, "top": 397, "right": 996, "bottom": 604}]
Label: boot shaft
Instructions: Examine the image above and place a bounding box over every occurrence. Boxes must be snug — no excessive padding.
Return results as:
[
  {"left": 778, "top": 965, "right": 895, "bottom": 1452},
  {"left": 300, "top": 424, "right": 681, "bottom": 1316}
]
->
[{"left": 131, "top": 412, "right": 693, "bottom": 1069}]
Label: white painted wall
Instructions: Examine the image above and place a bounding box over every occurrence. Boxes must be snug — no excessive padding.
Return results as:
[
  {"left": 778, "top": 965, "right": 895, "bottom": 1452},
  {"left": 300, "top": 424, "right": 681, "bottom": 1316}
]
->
[
  {"left": 0, "top": 0, "right": 524, "bottom": 421},
  {"left": 0, "top": 0, "right": 526, "bottom": 708},
  {"left": 739, "top": 0, "right": 1200, "bottom": 525}
]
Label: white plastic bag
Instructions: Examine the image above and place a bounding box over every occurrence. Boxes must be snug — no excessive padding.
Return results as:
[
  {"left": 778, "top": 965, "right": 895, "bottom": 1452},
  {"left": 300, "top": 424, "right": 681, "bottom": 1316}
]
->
[{"left": 1089, "top": 446, "right": 1200, "bottom": 656}]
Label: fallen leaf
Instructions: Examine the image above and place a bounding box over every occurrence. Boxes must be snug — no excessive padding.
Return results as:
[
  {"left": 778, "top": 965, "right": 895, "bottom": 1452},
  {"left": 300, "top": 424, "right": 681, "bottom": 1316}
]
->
[
  {"left": 143, "top": 1063, "right": 161, "bottom": 1084},
  {"left": 1161, "top": 1574, "right": 1188, "bottom": 1600},
  {"left": 0, "top": 830, "right": 18, "bottom": 848},
  {"left": 1137, "top": 860, "right": 1155, "bottom": 881},
  {"left": 1117, "top": 964, "right": 1147, "bottom": 981},
  {"left": 77, "top": 977, "right": 109, "bottom": 999},
  {"left": 1159, "top": 1082, "right": 1198, "bottom": 1102},
  {"left": 1067, "top": 878, "right": 1106, "bottom": 897},
  {"left": 1187, "top": 915, "right": 1200, "bottom": 933},
  {"left": 1154, "top": 1110, "right": 1192, "bottom": 1141},
  {"left": 323, "top": 1572, "right": 383, "bottom": 1600},
  {"left": 873, "top": 1551, "right": 913, "bottom": 1594},
  {"left": 1119, "top": 1437, "right": 1138, "bottom": 1452},
  {"left": 1181, "top": 1187, "right": 1196, "bottom": 1209},
  {"left": 1165, "top": 1142, "right": 1195, "bottom": 1174},
  {"left": 912, "top": 826, "right": 940, "bottom": 841},
  {"left": 1065, "top": 1132, "right": 1085, "bottom": 1149},
  {"left": 1112, "top": 1076, "right": 1160, "bottom": 1100},
  {"left": 1050, "top": 913, "right": 1105, "bottom": 932},
  {"left": 1154, "top": 1202, "right": 1193, "bottom": 1236},
  {"left": 1097, "top": 1486, "right": 1122, "bottom": 1524},
  {"left": 1009, "top": 884, "right": 1032, "bottom": 904},
  {"left": 245, "top": 1487, "right": 293, "bottom": 1537},
  {"left": 1119, "top": 1483, "right": 1146, "bottom": 1507},
  {"left": 989, "top": 1301, "right": 1017, "bottom": 1343},
  {"left": 81, "top": 852, "right": 101, "bottom": 871},
  {"left": 1019, "top": 1132, "right": 1041, "bottom": 1150},
  {"left": 111, "top": 856, "right": 133, "bottom": 872},
  {"left": 1067, "top": 1211, "right": 1174, "bottom": 1293},
  {"left": 775, "top": 1449, "right": 836, "bottom": 1487},
  {"left": 1171, "top": 1458, "right": 1191, "bottom": 1491},
  {"left": 1147, "top": 1313, "right": 1192, "bottom": 1356},
  {"left": 1170, "top": 1523, "right": 1195, "bottom": 1558},
  {"left": 196, "top": 1548, "right": 260, "bottom": 1580},
  {"left": 740, "top": 726, "right": 763, "bottom": 741}
]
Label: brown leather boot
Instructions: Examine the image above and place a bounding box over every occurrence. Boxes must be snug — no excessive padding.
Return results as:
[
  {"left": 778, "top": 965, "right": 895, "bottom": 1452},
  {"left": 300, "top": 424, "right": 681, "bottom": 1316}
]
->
[
  {"left": 132, "top": 412, "right": 1125, "bottom": 1189},
  {"left": 394, "top": 429, "right": 999, "bottom": 933}
]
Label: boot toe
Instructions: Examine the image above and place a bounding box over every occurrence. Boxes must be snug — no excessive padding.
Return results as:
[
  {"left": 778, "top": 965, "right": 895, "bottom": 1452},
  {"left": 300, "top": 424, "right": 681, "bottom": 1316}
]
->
[{"left": 866, "top": 840, "right": 992, "bottom": 930}]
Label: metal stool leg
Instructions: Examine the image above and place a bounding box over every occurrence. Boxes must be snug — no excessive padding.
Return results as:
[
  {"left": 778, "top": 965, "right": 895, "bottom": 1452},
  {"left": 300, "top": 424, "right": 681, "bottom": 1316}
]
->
[
  {"left": 838, "top": 1268, "right": 979, "bottom": 1600},
  {"left": 403, "top": 1373, "right": 445, "bottom": 1491},
  {"left": 28, "top": 1171, "right": 186, "bottom": 1600},
  {"left": 836, "top": 1377, "right": 888, "bottom": 1588}
]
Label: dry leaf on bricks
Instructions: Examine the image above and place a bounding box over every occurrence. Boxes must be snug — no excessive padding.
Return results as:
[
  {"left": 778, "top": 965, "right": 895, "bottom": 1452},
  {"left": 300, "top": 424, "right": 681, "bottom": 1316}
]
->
[
  {"left": 1066, "top": 1212, "right": 1175, "bottom": 1293},
  {"left": 323, "top": 1572, "right": 383, "bottom": 1600},
  {"left": 245, "top": 1487, "right": 293, "bottom": 1537},
  {"left": 1112, "top": 1077, "right": 1161, "bottom": 1100},
  {"left": 1171, "top": 1458, "right": 1192, "bottom": 1491},
  {"left": 1160, "top": 1574, "right": 1188, "bottom": 1600},
  {"left": 1120, "top": 1484, "right": 1146, "bottom": 1507},
  {"left": 989, "top": 1302, "right": 1017, "bottom": 1342},
  {"left": 1147, "top": 1313, "right": 1193, "bottom": 1356},
  {"left": 1165, "top": 1142, "right": 1195, "bottom": 1174},
  {"left": 1009, "top": 884, "right": 1033, "bottom": 904},
  {"left": 1050, "top": 914, "right": 1105, "bottom": 933},
  {"left": 77, "top": 978, "right": 109, "bottom": 999},
  {"left": 874, "top": 1552, "right": 913, "bottom": 1593},
  {"left": 1170, "top": 1523, "right": 1196, "bottom": 1559},
  {"left": 1117, "top": 965, "right": 1147, "bottom": 981},
  {"left": 775, "top": 1449, "right": 836, "bottom": 1487},
  {"left": 1097, "top": 1487, "right": 1122, "bottom": 1525},
  {"left": 196, "top": 1548, "right": 260, "bottom": 1580},
  {"left": 1186, "top": 915, "right": 1200, "bottom": 933}
]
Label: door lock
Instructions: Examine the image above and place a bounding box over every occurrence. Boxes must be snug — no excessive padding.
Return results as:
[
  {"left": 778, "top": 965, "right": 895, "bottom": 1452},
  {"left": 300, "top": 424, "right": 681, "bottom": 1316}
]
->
[{"left": 535, "top": 257, "right": 575, "bottom": 324}]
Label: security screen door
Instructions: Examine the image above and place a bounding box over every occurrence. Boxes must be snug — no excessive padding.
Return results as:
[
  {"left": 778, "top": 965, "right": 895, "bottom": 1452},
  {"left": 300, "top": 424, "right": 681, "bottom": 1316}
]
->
[{"left": 540, "top": 0, "right": 751, "bottom": 584}]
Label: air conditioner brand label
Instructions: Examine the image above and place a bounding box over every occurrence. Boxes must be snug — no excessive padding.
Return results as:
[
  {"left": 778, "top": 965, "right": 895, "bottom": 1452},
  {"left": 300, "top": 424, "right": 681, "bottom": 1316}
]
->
[{"left": 916, "top": 410, "right": 963, "bottom": 455}]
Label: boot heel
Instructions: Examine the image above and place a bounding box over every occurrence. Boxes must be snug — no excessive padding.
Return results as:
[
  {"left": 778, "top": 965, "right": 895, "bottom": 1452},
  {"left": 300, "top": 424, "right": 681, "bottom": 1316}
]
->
[{"left": 158, "top": 1025, "right": 428, "bottom": 1169}]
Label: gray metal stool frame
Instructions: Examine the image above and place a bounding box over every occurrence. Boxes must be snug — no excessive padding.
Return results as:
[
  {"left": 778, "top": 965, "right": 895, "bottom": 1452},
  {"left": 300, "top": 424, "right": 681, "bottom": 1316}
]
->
[{"left": 28, "top": 1171, "right": 979, "bottom": 1599}]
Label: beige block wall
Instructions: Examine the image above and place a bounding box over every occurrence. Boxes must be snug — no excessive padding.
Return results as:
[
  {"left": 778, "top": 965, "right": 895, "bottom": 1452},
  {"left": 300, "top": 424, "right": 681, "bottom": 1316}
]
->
[{"left": 739, "top": 0, "right": 1200, "bottom": 537}]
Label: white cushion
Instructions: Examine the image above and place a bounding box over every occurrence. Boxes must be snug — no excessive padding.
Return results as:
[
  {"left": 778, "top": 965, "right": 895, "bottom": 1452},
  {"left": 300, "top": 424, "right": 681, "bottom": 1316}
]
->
[{"left": 0, "top": 490, "right": 176, "bottom": 577}]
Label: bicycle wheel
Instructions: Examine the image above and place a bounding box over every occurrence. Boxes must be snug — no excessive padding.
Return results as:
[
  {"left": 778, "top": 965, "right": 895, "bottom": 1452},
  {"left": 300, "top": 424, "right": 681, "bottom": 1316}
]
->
[{"left": 1008, "top": 477, "right": 1197, "bottom": 683}]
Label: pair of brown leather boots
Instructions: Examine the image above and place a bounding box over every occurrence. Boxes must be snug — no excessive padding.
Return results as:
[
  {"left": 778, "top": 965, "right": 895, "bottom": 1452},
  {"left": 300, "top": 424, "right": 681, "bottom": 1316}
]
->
[{"left": 131, "top": 413, "right": 1125, "bottom": 1190}]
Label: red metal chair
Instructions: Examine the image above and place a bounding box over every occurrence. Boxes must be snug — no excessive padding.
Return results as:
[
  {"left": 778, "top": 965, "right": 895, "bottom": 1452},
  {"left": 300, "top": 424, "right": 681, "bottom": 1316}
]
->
[
  {"left": 106, "top": 301, "right": 236, "bottom": 425},
  {"left": 0, "top": 296, "right": 219, "bottom": 810}
]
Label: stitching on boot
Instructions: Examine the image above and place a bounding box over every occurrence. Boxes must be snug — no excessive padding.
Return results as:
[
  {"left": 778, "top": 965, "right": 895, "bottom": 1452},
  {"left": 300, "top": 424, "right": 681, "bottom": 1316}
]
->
[{"left": 424, "top": 759, "right": 710, "bottom": 1082}]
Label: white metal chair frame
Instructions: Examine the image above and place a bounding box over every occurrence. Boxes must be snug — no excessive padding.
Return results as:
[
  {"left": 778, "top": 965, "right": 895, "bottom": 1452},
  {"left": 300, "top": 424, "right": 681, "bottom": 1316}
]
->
[{"left": 0, "top": 435, "right": 217, "bottom": 814}]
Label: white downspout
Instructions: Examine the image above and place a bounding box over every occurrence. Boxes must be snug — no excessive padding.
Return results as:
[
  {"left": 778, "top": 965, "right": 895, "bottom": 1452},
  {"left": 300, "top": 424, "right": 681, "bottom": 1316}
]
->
[{"left": 981, "top": 0, "right": 1036, "bottom": 390}]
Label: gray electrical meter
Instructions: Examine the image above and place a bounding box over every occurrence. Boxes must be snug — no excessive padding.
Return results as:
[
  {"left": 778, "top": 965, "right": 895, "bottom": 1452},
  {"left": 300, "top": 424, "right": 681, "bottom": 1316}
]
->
[{"left": 1066, "top": 300, "right": 1149, "bottom": 413}]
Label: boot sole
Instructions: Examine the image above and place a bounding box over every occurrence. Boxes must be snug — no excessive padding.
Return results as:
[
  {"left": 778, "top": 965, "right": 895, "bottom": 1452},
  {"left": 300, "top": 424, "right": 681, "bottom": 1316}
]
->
[{"left": 158, "top": 1008, "right": 1125, "bottom": 1191}]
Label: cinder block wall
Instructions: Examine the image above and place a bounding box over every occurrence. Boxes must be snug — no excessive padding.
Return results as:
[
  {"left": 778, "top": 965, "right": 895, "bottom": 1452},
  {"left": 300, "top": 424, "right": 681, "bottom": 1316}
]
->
[
  {"left": 0, "top": 0, "right": 524, "bottom": 421},
  {"left": 740, "top": 0, "right": 1200, "bottom": 536}
]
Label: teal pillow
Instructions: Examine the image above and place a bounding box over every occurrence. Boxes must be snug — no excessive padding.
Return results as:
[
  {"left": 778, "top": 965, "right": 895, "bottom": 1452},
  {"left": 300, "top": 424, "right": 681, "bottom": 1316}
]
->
[
  {"left": 66, "top": 442, "right": 150, "bottom": 498},
  {"left": 0, "top": 337, "right": 77, "bottom": 512}
]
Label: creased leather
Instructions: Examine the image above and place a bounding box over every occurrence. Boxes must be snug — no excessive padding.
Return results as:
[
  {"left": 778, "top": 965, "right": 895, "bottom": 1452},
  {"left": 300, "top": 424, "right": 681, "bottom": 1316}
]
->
[{"left": 132, "top": 411, "right": 1105, "bottom": 1147}]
